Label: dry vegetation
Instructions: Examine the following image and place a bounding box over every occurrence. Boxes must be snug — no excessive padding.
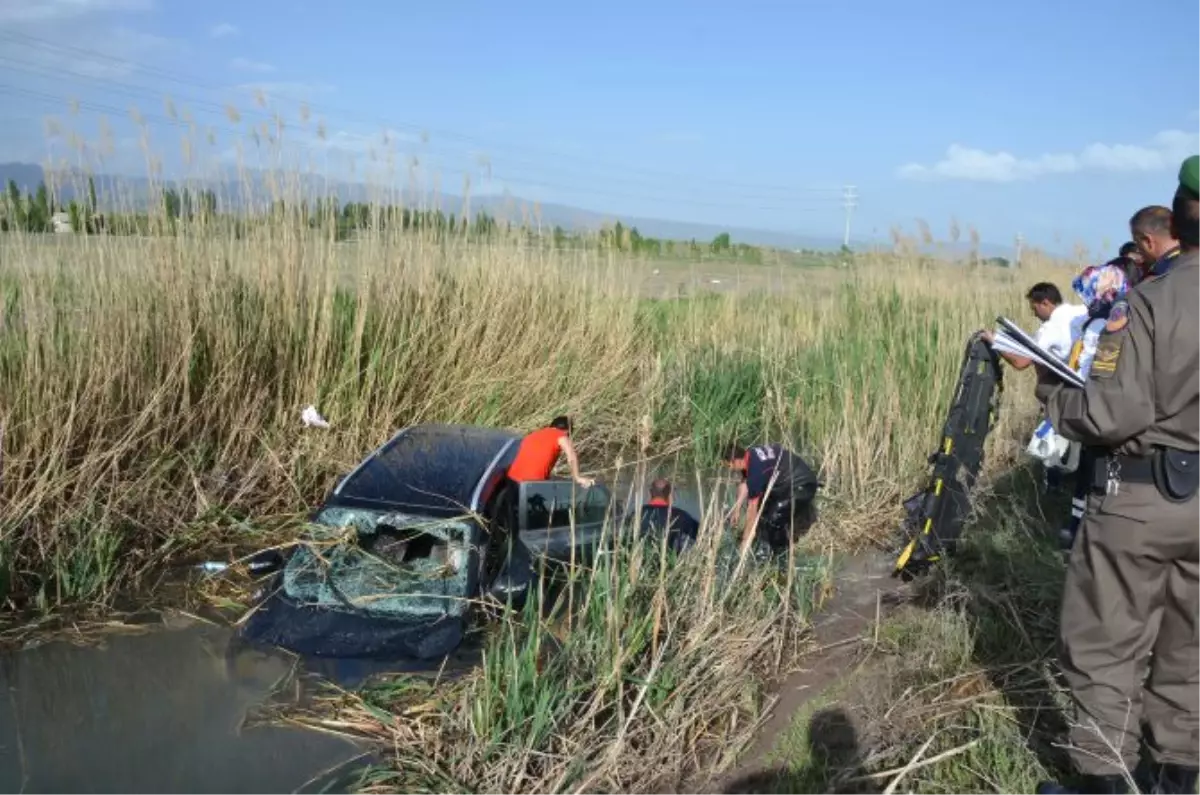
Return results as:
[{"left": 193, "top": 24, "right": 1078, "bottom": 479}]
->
[{"left": 0, "top": 105, "right": 1087, "bottom": 792}]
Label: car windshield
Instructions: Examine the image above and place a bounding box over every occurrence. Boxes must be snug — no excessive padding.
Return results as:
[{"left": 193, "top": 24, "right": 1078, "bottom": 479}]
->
[{"left": 335, "top": 425, "right": 515, "bottom": 513}]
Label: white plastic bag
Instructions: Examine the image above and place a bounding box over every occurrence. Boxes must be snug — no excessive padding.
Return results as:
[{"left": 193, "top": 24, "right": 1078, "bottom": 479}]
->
[
  {"left": 301, "top": 405, "right": 330, "bottom": 429},
  {"left": 1026, "top": 419, "right": 1081, "bottom": 473}
]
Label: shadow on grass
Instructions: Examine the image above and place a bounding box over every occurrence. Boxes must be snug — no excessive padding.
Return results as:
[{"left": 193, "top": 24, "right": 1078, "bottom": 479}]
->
[
  {"left": 714, "top": 455, "right": 1081, "bottom": 794},
  {"left": 724, "top": 707, "right": 877, "bottom": 794},
  {"left": 904, "top": 458, "right": 1076, "bottom": 787}
]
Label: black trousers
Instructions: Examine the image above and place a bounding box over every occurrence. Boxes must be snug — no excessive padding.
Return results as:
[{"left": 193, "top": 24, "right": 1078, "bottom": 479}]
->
[
  {"left": 1064, "top": 449, "right": 1094, "bottom": 545},
  {"left": 756, "top": 482, "right": 818, "bottom": 551}
]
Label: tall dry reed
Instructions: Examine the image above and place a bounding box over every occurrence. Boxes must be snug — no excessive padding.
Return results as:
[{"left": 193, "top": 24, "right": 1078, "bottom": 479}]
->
[{"left": 0, "top": 110, "right": 1076, "bottom": 611}]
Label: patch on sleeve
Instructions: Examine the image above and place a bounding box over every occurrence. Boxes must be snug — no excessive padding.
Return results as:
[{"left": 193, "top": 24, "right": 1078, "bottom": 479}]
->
[{"left": 1089, "top": 333, "right": 1125, "bottom": 378}]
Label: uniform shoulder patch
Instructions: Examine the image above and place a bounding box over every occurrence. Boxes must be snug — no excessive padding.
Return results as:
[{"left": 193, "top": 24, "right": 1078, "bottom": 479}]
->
[{"left": 1089, "top": 333, "right": 1124, "bottom": 379}]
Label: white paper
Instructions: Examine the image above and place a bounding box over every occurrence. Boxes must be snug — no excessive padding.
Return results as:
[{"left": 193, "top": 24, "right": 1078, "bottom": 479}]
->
[{"left": 993, "top": 317, "right": 1086, "bottom": 388}]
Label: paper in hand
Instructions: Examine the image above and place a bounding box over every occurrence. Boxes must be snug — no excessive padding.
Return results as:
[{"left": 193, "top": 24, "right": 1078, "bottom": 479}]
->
[{"left": 992, "top": 317, "right": 1085, "bottom": 388}]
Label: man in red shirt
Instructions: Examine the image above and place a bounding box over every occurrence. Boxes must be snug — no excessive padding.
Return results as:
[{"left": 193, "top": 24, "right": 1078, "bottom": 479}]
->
[
  {"left": 506, "top": 416, "right": 593, "bottom": 487},
  {"left": 489, "top": 416, "right": 594, "bottom": 534}
]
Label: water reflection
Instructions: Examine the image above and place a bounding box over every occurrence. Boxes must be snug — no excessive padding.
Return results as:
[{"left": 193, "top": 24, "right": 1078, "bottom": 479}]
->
[
  {"left": 0, "top": 622, "right": 363, "bottom": 794},
  {"left": 0, "top": 473, "right": 734, "bottom": 793}
]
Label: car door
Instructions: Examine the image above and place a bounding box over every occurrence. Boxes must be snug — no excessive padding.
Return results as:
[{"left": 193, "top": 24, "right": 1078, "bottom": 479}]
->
[{"left": 517, "top": 480, "right": 613, "bottom": 562}]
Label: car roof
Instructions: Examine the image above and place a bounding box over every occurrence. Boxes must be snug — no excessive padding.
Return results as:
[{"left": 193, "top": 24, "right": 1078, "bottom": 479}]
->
[{"left": 326, "top": 424, "right": 519, "bottom": 516}]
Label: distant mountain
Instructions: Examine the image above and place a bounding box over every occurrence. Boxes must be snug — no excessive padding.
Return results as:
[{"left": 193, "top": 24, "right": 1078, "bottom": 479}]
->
[
  {"left": 0, "top": 161, "right": 1022, "bottom": 258},
  {"left": 0, "top": 163, "right": 46, "bottom": 194}
]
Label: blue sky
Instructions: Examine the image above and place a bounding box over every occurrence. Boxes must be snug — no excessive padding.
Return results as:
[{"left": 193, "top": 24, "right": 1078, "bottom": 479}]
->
[{"left": 0, "top": 0, "right": 1197, "bottom": 253}]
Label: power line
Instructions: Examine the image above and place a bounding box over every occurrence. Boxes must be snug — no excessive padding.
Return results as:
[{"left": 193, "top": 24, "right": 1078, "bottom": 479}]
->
[
  {"left": 0, "top": 30, "right": 843, "bottom": 198},
  {"left": 0, "top": 32, "right": 857, "bottom": 238},
  {"left": 0, "top": 56, "right": 846, "bottom": 207},
  {"left": 0, "top": 83, "right": 845, "bottom": 215}
]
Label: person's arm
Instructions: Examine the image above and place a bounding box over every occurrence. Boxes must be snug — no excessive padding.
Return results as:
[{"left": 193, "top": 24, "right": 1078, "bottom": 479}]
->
[
  {"left": 1037, "top": 296, "right": 1154, "bottom": 447},
  {"left": 980, "top": 329, "right": 1032, "bottom": 370},
  {"left": 728, "top": 480, "right": 748, "bottom": 524},
  {"left": 740, "top": 497, "right": 760, "bottom": 553},
  {"left": 558, "top": 436, "right": 594, "bottom": 487},
  {"left": 997, "top": 350, "right": 1033, "bottom": 370}
]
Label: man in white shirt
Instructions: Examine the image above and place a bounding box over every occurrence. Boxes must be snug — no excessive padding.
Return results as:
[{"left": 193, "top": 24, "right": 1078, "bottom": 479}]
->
[
  {"left": 981, "top": 282, "right": 1087, "bottom": 495},
  {"left": 982, "top": 282, "right": 1087, "bottom": 369}
]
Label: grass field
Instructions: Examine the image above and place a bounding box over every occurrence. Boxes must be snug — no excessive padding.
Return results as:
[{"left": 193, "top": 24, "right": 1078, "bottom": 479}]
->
[{"left": 0, "top": 143, "right": 1087, "bottom": 791}]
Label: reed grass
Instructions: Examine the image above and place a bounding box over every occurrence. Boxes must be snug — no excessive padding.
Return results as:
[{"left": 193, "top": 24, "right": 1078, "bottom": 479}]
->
[
  {"left": 0, "top": 105, "right": 1084, "bottom": 791},
  {"left": 281, "top": 475, "right": 836, "bottom": 793},
  {"left": 0, "top": 216, "right": 1070, "bottom": 611}
]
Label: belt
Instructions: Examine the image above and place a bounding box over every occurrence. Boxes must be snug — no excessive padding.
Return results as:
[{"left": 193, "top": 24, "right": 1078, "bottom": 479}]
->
[{"left": 1090, "top": 452, "right": 1155, "bottom": 490}]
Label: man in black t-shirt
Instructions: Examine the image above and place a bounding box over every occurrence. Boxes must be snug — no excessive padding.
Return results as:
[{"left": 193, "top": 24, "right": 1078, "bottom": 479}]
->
[{"left": 722, "top": 443, "right": 819, "bottom": 554}]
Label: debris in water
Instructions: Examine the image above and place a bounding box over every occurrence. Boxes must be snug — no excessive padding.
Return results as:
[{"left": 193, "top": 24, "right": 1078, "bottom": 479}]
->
[{"left": 301, "top": 405, "right": 330, "bottom": 429}]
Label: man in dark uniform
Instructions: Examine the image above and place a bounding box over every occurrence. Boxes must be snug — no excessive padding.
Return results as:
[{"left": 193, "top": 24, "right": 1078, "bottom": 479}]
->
[
  {"left": 1129, "top": 205, "right": 1181, "bottom": 281},
  {"left": 1036, "top": 155, "right": 1200, "bottom": 795},
  {"left": 638, "top": 478, "right": 700, "bottom": 554},
  {"left": 1116, "top": 241, "right": 1151, "bottom": 286},
  {"left": 722, "top": 442, "right": 819, "bottom": 555}
]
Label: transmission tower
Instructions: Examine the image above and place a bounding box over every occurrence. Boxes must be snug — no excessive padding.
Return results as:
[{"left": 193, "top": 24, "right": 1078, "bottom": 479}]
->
[{"left": 842, "top": 185, "right": 858, "bottom": 249}]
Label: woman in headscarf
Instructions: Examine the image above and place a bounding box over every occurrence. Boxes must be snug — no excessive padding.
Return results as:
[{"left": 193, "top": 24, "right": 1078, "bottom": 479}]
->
[{"left": 1059, "top": 260, "right": 1131, "bottom": 549}]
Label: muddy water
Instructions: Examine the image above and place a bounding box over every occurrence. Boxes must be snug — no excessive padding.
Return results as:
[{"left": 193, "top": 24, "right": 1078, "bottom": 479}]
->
[
  {"left": 0, "top": 620, "right": 368, "bottom": 794},
  {"left": 0, "top": 478, "right": 726, "bottom": 794}
]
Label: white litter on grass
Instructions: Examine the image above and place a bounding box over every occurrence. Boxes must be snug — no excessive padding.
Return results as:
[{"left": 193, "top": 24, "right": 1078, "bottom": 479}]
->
[
  {"left": 710, "top": 279, "right": 722, "bottom": 284},
  {"left": 301, "top": 405, "right": 330, "bottom": 429}
]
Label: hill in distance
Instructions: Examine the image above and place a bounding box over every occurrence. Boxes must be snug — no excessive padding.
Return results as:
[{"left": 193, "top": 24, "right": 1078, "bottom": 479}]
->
[{"left": 0, "top": 161, "right": 1021, "bottom": 259}]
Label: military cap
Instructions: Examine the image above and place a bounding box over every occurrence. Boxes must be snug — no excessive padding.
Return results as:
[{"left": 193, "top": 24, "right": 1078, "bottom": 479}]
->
[{"left": 1180, "top": 154, "right": 1199, "bottom": 199}]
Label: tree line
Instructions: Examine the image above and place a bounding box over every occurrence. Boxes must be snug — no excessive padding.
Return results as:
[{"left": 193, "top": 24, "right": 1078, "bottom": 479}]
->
[
  {"left": 0, "top": 178, "right": 770, "bottom": 262},
  {"left": 1, "top": 177, "right": 105, "bottom": 234}
]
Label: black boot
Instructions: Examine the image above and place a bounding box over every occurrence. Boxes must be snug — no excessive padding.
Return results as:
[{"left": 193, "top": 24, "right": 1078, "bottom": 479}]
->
[
  {"left": 1035, "top": 774, "right": 1132, "bottom": 794},
  {"left": 1140, "top": 763, "right": 1199, "bottom": 795}
]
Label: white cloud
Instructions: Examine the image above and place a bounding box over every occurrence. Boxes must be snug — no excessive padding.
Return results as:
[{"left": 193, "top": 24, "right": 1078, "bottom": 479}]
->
[
  {"left": 210, "top": 22, "right": 239, "bottom": 38},
  {"left": 897, "top": 129, "right": 1198, "bottom": 183},
  {"left": 230, "top": 57, "right": 276, "bottom": 73},
  {"left": 0, "top": 0, "right": 152, "bottom": 23}
]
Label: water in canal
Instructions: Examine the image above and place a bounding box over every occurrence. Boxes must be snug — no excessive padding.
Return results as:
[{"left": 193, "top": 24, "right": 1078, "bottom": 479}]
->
[{"left": 0, "top": 478, "right": 725, "bottom": 793}]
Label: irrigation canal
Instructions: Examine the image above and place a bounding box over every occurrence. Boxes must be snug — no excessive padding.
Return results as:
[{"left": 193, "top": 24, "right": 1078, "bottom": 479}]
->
[{"left": 0, "top": 479, "right": 723, "bottom": 792}]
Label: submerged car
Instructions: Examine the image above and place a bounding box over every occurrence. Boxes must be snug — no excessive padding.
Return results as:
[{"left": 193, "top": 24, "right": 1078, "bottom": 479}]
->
[{"left": 238, "top": 423, "right": 623, "bottom": 661}]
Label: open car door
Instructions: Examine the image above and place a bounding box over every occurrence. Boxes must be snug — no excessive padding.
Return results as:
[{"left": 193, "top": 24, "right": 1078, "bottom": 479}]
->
[{"left": 517, "top": 480, "right": 614, "bottom": 563}]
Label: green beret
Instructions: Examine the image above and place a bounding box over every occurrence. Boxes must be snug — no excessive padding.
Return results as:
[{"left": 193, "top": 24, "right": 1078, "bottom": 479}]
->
[{"left": 1180, "top": 155, "right": 1200, "bottom": 198}]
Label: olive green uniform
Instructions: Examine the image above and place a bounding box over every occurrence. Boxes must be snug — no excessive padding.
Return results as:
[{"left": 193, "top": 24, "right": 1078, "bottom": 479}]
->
[{"left": 1037, "top": 249, "right": 1200, "bottom": 776}]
